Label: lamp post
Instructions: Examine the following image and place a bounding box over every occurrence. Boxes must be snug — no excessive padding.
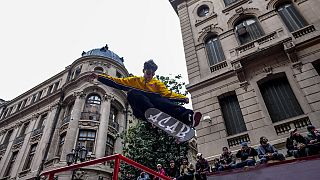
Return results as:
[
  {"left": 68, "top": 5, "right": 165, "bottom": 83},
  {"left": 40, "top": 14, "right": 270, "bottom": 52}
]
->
[{"left": 66, "top": 144, "right": 88, "bottom": 180}]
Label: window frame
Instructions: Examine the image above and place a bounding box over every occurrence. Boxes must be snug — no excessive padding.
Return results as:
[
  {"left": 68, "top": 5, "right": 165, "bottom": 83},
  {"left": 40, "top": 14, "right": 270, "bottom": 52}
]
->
[
  {"left": 23, "top": 144, "right": 37, "bottom": 171},
  {"left": 78, "top": 129, "right": 96, "bottom": 153},
  {"left": 205, "top": 35, "right": 226, "bottom": 66},
  {"left": 276, "top": 3, "right": 307, "bottom": 32},
  {"left": 235, "top": 17, "right": 264, "bottom": 45}
]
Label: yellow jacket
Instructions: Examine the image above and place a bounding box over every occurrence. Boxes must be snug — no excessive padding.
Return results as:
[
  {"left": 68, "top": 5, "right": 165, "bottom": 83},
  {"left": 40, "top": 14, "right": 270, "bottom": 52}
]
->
[{"left": 97, "top": 74, "right": 187, "bottom": 102}]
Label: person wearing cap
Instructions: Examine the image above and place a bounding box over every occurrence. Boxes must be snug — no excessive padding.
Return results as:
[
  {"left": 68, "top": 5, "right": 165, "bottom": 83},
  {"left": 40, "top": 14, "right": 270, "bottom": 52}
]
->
[
  {"left": 235, "top": 142, "right": 258, "bottom": 168},
  {"left": 154, "top": 164, "right": 166, "bottom": 180},
  {"left": 178, "top": 157, "right": 194, "bottom": 180},
  {"left": 306, "top": 125, "right": 320, "bottom": 155},
  {"left": 91, "top": 59, "right": 202, "bottom": 128},
  {"left": 257, "top": 136, "right": 285, "bottom": 163},
  {"left": 166, "top": 160, "right": 179, "bottom": 180},
  {"left": 286, "top": 129, "right": 309, "bottom": 158},
  {"left": 195, "top": 153, "right": 209, "bottom": 180}
]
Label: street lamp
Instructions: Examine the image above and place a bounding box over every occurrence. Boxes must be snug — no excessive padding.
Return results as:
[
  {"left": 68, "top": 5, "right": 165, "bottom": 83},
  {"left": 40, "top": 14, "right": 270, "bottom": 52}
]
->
[
  {"left": 66, "top": 144, "right": 88, "bottom": 165},
  {"left": 66, "top": 144, "right": 88, "bottom": 180}
]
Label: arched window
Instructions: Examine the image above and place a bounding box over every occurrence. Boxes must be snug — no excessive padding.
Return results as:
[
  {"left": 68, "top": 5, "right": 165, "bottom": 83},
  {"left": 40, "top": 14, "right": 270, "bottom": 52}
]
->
[
  {"left": 235, "top": 18, "right": 264, "bottom": 44},
  {"left": 205, "top": 36, "right": 225, "bottom": 66},
  {"left": 277, "top": 3, "right": 307, "bottom": 32},
  {"left": 197, "top": 5, "right": 210, "bottom": 17},
  {"left": 94, "top": 67, "right": 104, "bottom": 73},
  {"left": 83, "top": 94, "right": 101, "bottom": 119},
  {"left": 87, "top": 94, "right": 101, "bottom": 105},
  {"left": 258, "top": 75, "right": 303, "bottom": 123}
]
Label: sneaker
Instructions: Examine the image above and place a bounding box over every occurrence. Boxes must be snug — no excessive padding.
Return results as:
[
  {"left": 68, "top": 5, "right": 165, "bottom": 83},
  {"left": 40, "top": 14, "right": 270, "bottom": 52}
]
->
[{"left": 189, "top": 112, "right": 202, "bottom": 127}]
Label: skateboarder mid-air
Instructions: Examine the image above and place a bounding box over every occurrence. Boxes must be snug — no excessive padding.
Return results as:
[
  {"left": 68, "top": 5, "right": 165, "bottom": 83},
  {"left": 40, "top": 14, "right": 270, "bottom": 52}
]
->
[{"left": 90, "top": 59, "right": 202, "bottom": 129}]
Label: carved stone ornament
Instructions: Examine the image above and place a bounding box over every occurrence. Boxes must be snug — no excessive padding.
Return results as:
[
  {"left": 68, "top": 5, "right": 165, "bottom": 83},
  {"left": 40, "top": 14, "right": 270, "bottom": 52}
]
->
[
  {"left": 74, "top": 91, "right": 86, "bottom": 99},
  {"left": 12, "top": 143, "right": 22, "bottom": 151},
  {"left": 284, "top": 40, "right": 299, "bottom": 63},
  {"left": 233, "top": 61, "right": 243, "bottom": 71},
  {"left": 104, "top": 93, "right": 115, "bottom": 101},
  {"left": 263, "top": 66, "right": 273, "bottom": 75},
  {"left": 30, "top": 134, "right": 42, "bottom": 143}
]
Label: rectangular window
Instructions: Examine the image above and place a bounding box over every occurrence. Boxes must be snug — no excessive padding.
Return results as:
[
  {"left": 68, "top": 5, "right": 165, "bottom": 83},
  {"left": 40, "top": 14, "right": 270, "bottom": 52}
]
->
[
  {"left": 31, "top": 94, "right": 37, "bottom": 103},
  {"left": 313, "top": 61, "right": 320, "bottom": 75},
  {"left": 37, "top": 90, "right": 43, "bottom": 101},
  {"left": 259, "top": 76, "right": 303, "bottom": 123},
  {"left": 219, "top": 94, "right": 247, "bottom": 135},
  {"left": 53, "top": 81, "right": 60, "bottom": 92},
  {"left": 277, "top": 3, "right": 307, "bottom": 32},
  {"left": 19, "top": 122, "right": 30, "bottom": 137},
  {"left": 78, "top": 130, "right": 96, "bottom": 153},
  {"left": 7, "top": 107, "right": 13, "bottom": 116},
  {"left": 57, "top": 134, "right": 66, "bottom": 157},
  {"left": 17, "top": 102, "right": 22, "bottom": 111},
  {"left": 4, "top": 151, "right": 19, "bottom": 177},
  {"left": 105, "top": 135, "right": 115, "bottom": 156},
  {"left": 3, "top": 129, "right": 13, "bottom": 144},
  {"left": 23, "top": 144, "right": 37, "bottom": 170},
  {"left": 37, "top": 113, "right": 47, "bottom": 129},
  {"left": 21, "top": 99, "right": 28, "bottom": 108},
  {"left": 47, "top": 85, "right": 53, "bottom": 95}
]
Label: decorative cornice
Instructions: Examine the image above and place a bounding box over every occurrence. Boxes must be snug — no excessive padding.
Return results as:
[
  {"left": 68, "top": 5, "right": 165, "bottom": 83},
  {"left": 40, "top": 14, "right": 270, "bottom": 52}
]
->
[
  {"left": 222, "top": 0, "right": 250, "bottom": 14},
  {"left": 197, "top": 25, "right": 224, "bottom": 44},
  {"left": 258, "top": 10, "right": 277, "bottom": 22}
]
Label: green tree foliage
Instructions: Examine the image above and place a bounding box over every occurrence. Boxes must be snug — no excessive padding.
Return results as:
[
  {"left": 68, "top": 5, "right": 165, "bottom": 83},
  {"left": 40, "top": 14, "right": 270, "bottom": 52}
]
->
[{"left": 120, "top": 74, "right": 189, "bottom": 179}]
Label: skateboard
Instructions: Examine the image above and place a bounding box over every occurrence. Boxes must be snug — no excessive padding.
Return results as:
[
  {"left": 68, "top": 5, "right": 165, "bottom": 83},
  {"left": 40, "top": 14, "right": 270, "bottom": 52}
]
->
[{"left": 145, "top": 108, "right": 195, "bottom": 142}]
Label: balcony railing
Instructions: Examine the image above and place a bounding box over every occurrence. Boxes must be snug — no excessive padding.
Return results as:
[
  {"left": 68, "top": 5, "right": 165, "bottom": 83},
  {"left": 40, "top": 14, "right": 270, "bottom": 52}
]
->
[
  {"left": 80, "top": 112, "right": 100, "bottom": 121},
  {"left": 227, "top": 134, "right": 250, "bottom": 148},
  {"left": 31, "top": 126, "right": 44, "bottom": 137},
  {"left": 13, "top": 135, "right": 25, "bottom": 145},
  {"left": 61, "top": 115, "right": 71, "bottom": 124},
  {"left": 230, "top": 28, "right": 289, "bottom": 60},
  {"left": 274, "top": 117, "right": 311, "bottom": 135},
  {"left": 292, "top": 25, "right": 316, "bottom": 39},
  {"left": 210, "top": 61, "right": 228, "bottom": 72}
]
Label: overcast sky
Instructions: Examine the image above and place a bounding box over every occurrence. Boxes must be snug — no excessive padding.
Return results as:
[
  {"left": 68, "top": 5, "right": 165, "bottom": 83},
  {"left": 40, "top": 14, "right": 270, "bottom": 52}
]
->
[{"left": 0, "top": 0, "right": 190, "bottom": 107}]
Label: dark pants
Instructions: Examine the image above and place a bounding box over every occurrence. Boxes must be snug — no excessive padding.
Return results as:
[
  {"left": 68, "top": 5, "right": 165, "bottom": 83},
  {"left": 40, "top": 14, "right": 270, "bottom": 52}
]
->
[
  {"left": 127, "top": 90, "right": 193, "bottom": 124},
  {"left": 195, "top": 173, "right": 207, "bottom": 180},
  {"left": 177, "top": 175, "right": 194, "bottom": 180},
  {"left": 236, "top": 159, "right": 256, "bottom": 168}
]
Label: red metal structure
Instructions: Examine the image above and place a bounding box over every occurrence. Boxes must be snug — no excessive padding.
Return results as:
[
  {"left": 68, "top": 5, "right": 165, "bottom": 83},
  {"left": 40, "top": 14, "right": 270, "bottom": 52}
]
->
[{"left": 41, "top": 154, "right": 171, "bottom": 180}]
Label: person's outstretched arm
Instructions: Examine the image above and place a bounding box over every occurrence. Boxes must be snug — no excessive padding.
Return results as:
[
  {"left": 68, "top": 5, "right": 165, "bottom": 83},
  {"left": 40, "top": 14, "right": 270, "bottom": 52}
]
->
[
  {"left": 94, "top": 73, "right": 138, "bottom": 91},
  {"left": 156, "top": 80, "right": 188, "bottom": 103}
]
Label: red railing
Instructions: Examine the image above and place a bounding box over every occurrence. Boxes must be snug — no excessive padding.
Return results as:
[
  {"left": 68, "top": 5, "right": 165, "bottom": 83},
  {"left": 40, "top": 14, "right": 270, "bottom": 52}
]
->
[{"left": 41, "top": 154, "right": 171, "bottom": 180}]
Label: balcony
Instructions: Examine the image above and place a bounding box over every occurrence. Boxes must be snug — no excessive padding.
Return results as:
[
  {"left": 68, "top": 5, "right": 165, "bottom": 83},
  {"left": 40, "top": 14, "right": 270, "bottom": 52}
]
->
[
  {"left": 292, "top": 25, "right": 316, "bottom": 39},
  {"left": 274, "top": 116, "right": 311, "bottom": 135},
  {"left": 230, "top": 28, "right": 291, "bottom": 62},
  {"left": 80, "top": 112, "right": 100, "bottom": 121},
  {"left": 31, "top": 126, "right": 44, "bottom": 137},
  {"left": 210, "top": 61, "right": 228, "bottom": 72},
  {"left": 227, "top": 133, "right": 250, "bottom": 148},
  {"left": 13, "top": 135, "right": 25, "bottom": 145}
]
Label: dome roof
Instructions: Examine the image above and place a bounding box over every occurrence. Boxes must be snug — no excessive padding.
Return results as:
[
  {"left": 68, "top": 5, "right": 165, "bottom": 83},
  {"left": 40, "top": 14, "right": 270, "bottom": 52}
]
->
[{"left": 82, "top": 45, "right": 124, "bottom": 66}]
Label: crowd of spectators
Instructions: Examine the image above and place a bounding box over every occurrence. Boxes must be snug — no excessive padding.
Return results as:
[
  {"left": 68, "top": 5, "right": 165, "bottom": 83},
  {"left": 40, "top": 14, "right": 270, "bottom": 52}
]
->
[{"left": 136, "top": 125, "right": 319, "bottom": 179}]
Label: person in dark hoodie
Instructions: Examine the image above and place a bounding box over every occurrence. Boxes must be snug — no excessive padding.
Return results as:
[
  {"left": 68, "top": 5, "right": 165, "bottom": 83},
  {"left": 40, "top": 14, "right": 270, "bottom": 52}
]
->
[
  {"left": 166, "top": 160, "right": 179, "bottom": 180},
  {"left": 195, "top": 153, "right": 209, "bottom": 180},
  {"left": 286, "top": 129, "right": 309, "bottom": 158},
  {"left": 235, "top": 142, "right": 257, "bottom": 168},
  {"left": 258, "top": 136, "right": 285, "bottom": 163},
  {"left": 218, "top": 147, "right": 236, "bottom": 171}
]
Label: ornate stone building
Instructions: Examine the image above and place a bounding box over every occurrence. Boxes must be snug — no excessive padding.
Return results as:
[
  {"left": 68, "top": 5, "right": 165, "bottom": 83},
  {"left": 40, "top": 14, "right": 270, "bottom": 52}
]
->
[
  {"left": 170, "top": 0, "right": 320, "bottom": 163},
  {"left": 0, "top": 45, "right": 135, "bottom": 179}
]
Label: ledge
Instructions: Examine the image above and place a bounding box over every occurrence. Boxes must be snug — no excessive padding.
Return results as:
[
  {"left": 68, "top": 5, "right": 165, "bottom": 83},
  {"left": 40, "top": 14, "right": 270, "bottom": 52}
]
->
[{"left": 222, "top": 0, "right": 250, "bottom": 14}]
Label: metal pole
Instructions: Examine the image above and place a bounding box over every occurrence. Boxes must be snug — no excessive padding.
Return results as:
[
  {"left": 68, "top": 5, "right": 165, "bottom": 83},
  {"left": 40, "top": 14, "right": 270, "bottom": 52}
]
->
[{"left": 113, "top": 157, "right": 120, "bottom": 180}]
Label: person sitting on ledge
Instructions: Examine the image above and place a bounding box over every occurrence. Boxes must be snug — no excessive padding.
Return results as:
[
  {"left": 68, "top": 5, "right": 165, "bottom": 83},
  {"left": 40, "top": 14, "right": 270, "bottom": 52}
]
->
[
  {"left": 257, "top": 136, "right": 285, "bottom": 163},
  {"left": 286, "top": 129, "right": 310, "bottom": 158},
  {"left": 235, "top": 142, "right": 258, "bottom": 168},
  {"left": 218, "top": 147, "right": 236, "bottom": 171}
]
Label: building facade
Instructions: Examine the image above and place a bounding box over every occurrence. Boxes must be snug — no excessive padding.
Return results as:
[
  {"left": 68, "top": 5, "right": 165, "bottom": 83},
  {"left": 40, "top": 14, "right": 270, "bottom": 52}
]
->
[
  {"left": 0, "top": 45, "right": 135, "bottom": 179},
  {"left": 170, "top": 0, "right": 320, "bottom": 162}
]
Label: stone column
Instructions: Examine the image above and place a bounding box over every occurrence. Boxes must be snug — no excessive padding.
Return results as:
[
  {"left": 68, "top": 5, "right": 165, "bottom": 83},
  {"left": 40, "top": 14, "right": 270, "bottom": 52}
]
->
[
  {"left": 115, "top": 110, "right": 125, "bottom": 154},
  {"left": 60, "top": 92, "right": 86, "bottom": 162},
  {"left": 46, "top": 105, "right": 66, "bottom": 161},
  {"left": 31, "top": 103, "right": 59, "bottom": 172},
  {"left": 95, "top": 94, "right": 112, "bottom": 158}
]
